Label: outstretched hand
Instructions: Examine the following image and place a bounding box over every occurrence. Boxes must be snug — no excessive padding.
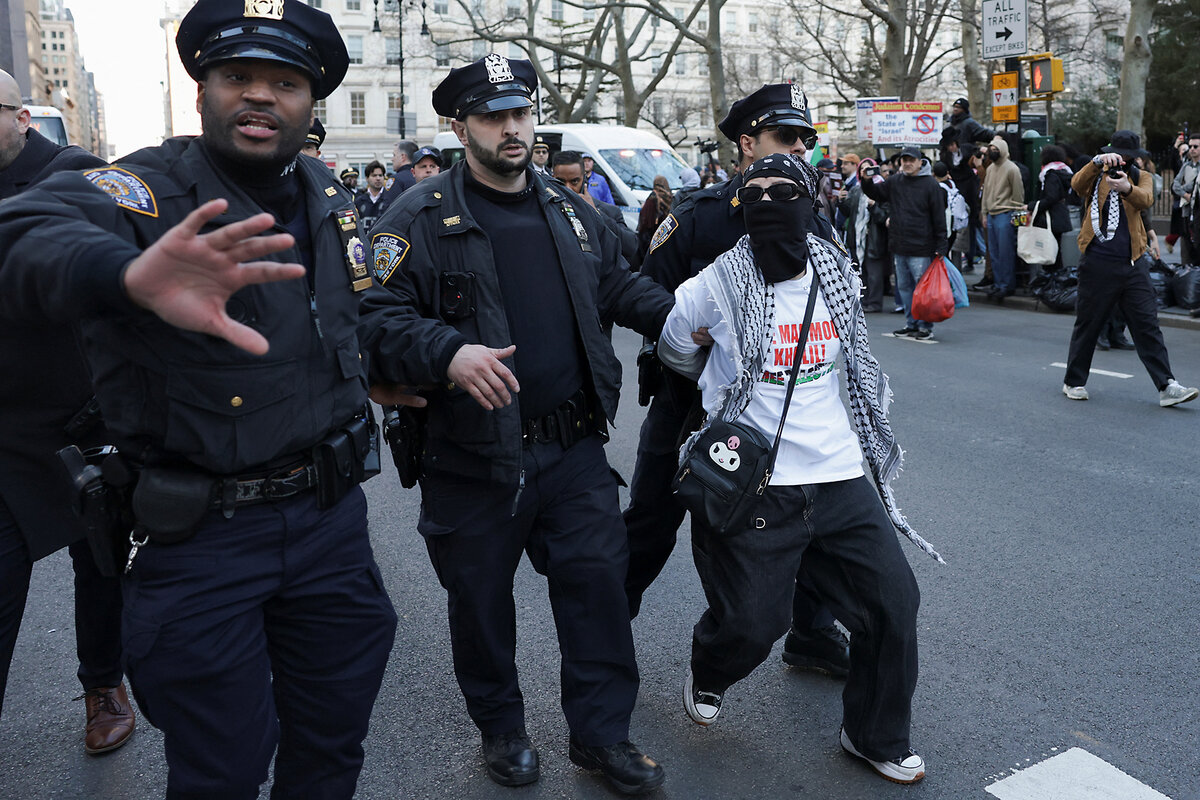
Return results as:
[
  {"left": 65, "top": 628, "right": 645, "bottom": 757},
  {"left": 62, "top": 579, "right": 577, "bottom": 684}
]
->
[
  {"left": 121, "top": 199, "right": 305, "bottom": 355},
  {"left": 447, "top": 344, "right": 520, "bottom": 410}
]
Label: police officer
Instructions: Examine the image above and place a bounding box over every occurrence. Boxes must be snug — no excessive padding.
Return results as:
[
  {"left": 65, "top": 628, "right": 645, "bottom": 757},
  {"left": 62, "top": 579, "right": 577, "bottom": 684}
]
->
[
  {"left": 301, "top": 116, "right": 325, "bottom": 158},
  {"left": 0, "top": 1, "right": 401, "bottom": 796},
  {"left": 0, "top": 68, "right": 134, "bottom": 754},
  {"left": 410, "top": 146, "right": 442, "bottom": 183},
  {"left": 530, "top": 133, "right": 551, "bottom": 176},
  {"left": 340, "top": 166, "right": 360, "bottom": 193},
  {"left": 627, "top": 83, "right": 852, "bottom": 676},
  {"left": 360, "top": 54, "right": 671, "bottom": 795}
]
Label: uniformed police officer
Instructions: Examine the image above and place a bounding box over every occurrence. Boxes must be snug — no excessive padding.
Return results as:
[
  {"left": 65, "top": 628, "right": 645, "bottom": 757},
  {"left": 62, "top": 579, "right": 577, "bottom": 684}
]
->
[
  {"left": 0, "top": 1, "right": 402, "bottom": 796},
  {"left": 301, "top": 116, "right": 325, "bottom": 158},
  {"left": 360, "top": 54, "right": 671, "bottom": 795},
  {"left": 627, "top": 83, "right": 853, "bottom": 675},
  {"left": 340, "top": 166, "right": 360, "bottom": 193},
  {"left": 530, "top": 133, "right": 551, "bottom": 176},
  {"left": 0, "top": 68, "right": 134, "bottom": 755}
]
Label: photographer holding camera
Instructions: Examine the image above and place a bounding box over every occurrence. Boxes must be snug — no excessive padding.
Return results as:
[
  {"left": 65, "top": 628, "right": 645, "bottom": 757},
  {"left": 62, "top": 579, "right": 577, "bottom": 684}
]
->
[{"left": 1062, "top": 131, "right": 1198, "bottom": 407}]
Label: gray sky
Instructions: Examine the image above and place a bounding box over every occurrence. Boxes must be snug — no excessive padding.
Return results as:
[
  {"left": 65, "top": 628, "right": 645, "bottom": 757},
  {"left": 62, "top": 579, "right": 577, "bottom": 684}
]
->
[{"left": 70, "top": 0, "right": 170, "bottom": 157}]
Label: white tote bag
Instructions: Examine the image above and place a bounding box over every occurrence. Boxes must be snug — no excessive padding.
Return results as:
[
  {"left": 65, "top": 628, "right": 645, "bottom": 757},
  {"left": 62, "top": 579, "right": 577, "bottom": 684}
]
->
[{"left": 1017, "top": 201, "right": 1059, "bottom": 265}]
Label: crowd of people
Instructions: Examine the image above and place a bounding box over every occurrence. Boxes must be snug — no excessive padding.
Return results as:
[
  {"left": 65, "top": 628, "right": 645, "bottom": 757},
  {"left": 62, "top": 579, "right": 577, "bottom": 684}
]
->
[{"left": 0, "top": 1, "right": 1194, "bottom": 798}]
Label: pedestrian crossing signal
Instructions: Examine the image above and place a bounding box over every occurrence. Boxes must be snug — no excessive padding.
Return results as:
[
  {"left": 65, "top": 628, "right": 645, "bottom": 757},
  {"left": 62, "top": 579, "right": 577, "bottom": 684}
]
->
[{"left": 1030, "top": 57, "right": 1064, "bottom": 94}]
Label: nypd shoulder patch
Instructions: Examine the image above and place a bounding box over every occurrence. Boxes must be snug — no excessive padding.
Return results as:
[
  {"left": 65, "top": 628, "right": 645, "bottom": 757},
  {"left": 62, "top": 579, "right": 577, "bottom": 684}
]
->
[
  {"left": 83, "top": 167, "right": 158, "bottom": 217},
  {"left": 371, "top": 233, "right": 410, "bottom": 285},
  {"left": 648, "top": 213, "right": 678, "bottom": 254}
]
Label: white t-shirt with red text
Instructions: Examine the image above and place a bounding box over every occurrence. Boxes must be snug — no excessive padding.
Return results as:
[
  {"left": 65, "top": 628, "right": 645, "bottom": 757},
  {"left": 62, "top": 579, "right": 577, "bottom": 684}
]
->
[{"left": 738, "top": 271, "right": 865, "bottom": 486}]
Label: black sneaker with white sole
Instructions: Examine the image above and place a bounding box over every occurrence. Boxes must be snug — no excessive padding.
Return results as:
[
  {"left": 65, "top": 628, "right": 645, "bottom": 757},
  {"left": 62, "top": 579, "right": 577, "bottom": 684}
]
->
[
  {"left": 840, "top": 726, "right": 925, "bottom": 784},
  {"left": 683, "top": 671, "right": 723, "bottom": 726}
]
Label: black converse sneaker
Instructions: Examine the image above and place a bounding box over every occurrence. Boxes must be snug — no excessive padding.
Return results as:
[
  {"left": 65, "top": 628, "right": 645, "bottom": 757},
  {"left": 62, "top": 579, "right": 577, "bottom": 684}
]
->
[
  {"left": 840, "top": 726, "right": 925, "bottom": 784},
  {"left": 683, "top": 671, "right": 723, "bottom": 726}
]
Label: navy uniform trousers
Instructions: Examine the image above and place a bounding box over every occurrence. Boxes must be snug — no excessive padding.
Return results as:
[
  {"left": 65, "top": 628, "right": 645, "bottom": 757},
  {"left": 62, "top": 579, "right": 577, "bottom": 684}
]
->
[
  {"left": 0, "top": 496, "right": 123, "bottom": 720},
  {"left": 623, "top": 378, "right": 834, "bottom": 631},
  {"left": 121, "top": 486, "right": 396, "bottom": 800},
  {"left": 690, "top": 477, "right": 920, "bottom": 763},
  {"left": 420, "top": 435, "right": 639, "bottom": 747}
]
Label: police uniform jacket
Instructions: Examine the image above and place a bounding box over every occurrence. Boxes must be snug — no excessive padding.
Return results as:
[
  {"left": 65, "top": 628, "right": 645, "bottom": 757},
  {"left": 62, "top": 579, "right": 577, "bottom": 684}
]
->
[
  {"left": 0, "top": 136, "right": 370, "bottom": 476},
  {"left": 0, "top": 129, "right": 108, "bottom": 559},
  {"left": 359, "top": 161, "right": 673, "bottom": 485}
]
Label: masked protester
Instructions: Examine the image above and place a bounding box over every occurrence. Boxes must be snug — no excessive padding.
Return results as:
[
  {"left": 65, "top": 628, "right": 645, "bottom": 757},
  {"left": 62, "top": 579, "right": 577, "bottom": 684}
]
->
[{"left": 657, "top": 152, "right": 942, "bottom": 786}]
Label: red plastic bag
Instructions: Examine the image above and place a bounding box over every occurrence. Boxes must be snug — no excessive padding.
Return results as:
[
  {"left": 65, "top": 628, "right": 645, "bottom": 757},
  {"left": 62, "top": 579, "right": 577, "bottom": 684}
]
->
[{"left": 911, "top": 256, "right": 956, "bottom": 323}]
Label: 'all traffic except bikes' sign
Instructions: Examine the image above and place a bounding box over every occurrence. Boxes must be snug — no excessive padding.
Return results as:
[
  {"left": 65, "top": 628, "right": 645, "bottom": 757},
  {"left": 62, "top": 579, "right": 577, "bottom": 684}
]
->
[{"left": 982, "top": 0, "right": 1028, "bottom": 60}]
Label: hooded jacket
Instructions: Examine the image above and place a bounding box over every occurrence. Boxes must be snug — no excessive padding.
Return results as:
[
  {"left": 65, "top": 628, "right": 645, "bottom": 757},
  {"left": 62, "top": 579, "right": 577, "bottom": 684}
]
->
[
  {"left": 981, "top": 137, "right": 1026, "bottom": 215},
  {"left": 860, "top": 158, "right": 948, "bottom": 257}
]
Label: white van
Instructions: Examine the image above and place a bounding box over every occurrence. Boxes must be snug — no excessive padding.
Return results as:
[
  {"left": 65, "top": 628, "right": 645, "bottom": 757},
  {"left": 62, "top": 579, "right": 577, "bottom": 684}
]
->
[
  {"left": 25, "top": 106, "right": 69, "bottom": 146},
  {"left": 432, "top": 124, "right": 690, "bottom": 223}
]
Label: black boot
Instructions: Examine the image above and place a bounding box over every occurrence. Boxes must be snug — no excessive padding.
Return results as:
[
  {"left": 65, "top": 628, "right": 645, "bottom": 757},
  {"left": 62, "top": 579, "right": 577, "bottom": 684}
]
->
[
  {"left": 482, "top": 728, "right": 540, "bottom": 786},
  {"left": 569, "top": 738, "right": 665, "bottom": 794},
  {"left": 782, "top": 624, "right": 850, "bottom": 677}
]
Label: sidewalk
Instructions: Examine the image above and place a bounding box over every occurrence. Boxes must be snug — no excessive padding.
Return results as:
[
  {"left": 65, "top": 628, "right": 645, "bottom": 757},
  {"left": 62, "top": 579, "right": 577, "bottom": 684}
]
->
[{"left": 964, "top": 244, "right": 1200, "bottom": 332}]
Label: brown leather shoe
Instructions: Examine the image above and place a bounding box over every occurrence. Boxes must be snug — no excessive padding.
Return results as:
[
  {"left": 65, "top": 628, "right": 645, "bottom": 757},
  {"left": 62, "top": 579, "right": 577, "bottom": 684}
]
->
[{"left": 81, "top": 684, "right": 136, "bottom": 754}]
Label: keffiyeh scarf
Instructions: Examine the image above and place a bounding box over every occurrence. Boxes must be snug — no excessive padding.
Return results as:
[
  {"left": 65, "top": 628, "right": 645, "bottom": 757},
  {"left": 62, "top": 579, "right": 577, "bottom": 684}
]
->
[{"left": 682, "top": 235, "right": 945, "bottom": 563}]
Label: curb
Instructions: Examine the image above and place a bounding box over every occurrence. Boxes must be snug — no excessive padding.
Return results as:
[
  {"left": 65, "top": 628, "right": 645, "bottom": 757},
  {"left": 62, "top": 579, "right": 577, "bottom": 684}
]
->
[{"left": 966, "top": 286, "right": 1200, "bottom": 332}]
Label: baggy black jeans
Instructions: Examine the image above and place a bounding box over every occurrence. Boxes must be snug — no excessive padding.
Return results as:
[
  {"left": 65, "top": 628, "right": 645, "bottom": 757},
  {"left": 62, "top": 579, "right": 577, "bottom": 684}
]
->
[
  {"left": 1065, "top": 252, "right": 1174, "bottom": 391},
  {"left": 690, "top": 476, "right": 920, "bottom": 762}
]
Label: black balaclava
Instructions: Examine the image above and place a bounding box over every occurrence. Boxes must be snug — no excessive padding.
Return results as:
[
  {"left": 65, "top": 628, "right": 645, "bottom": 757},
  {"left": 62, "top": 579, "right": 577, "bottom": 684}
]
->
[{"left": 741, "top": 153, "right": 819, "bottom": 283}]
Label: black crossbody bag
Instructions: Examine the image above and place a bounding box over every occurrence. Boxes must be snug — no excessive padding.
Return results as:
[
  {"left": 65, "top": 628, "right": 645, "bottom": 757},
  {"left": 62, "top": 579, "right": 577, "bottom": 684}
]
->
[{"left": 672, "top": 272, "right": 821, "bottom": 535}]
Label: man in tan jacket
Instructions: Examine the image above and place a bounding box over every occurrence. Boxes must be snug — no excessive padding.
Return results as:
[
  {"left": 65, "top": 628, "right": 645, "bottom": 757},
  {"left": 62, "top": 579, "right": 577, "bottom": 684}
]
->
[
  {"left": 1063, "top": 130, "right": 1198, "bottom": 407},
  {"left": 980, "top": 136, "right": 1025, "bottom": 298}
]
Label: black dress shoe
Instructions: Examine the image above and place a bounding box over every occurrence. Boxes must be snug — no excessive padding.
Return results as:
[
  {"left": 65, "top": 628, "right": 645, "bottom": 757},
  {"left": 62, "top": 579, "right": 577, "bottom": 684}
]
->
[
  {"left": 1096, "top": 337, "right": 1111, "bottom": 351},
  {"left": 782, "top": 624, "right": 850, "bottom": 677},
  {"left": 482, "top": 728, "right": 540, "bottom": 787},
  {"left": 1110, "top": 336, "right": 1135, "bottom": 350},
  {"left": 568, "top": 738, "right": 665, "bottom": 794}
]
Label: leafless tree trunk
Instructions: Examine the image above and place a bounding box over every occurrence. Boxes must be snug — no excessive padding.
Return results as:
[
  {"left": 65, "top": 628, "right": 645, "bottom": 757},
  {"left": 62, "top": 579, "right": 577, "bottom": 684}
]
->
[
  {"left": 1117, "top": 0, "right": 1155, "bottom": 135},
  {"left": 959, "top": 0, "right": 986, "bottom": 115}
]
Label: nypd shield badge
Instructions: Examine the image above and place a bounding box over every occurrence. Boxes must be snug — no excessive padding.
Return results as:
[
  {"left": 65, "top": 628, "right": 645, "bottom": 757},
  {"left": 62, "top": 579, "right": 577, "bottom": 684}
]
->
[
  {"left": 648, "top": 214, "right": 678, "bottom": 254},
  {"left": 83, "top": 167, "right": 159, "bottom": 218},
  {"left": 372, "top": 233, "right": 410, "bottom": 285}
]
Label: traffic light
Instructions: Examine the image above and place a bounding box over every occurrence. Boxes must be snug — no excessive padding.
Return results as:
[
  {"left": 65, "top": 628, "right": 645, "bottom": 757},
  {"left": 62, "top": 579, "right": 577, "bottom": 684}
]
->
[{"left": 1030, "top": 56, "right": 1064, "bottom": 94}]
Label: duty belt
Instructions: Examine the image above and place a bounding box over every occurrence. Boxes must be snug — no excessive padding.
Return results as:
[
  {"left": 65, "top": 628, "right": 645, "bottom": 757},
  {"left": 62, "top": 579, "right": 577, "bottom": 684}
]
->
[
  {"left": 521, "top": 390, "right": 596, "bottom": 449},
  {"left": 211, "top": 461, "right": 320, "bottom": 509}
]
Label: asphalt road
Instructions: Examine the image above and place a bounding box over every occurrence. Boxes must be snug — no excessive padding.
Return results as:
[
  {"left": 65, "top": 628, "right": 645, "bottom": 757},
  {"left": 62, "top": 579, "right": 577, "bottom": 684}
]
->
[{"left": 2, "top": 301, "right": 1198, "bottom": 800}]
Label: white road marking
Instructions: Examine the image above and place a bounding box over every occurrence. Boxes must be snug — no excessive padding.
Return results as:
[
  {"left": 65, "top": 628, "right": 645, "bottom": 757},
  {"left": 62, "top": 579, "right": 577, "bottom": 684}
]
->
[
  {"left": 985, "top": 747, "right": 1172, "bottom": 800},
  {"left": 1050, "top": 363, "right": 1133, "bottom": 379}
]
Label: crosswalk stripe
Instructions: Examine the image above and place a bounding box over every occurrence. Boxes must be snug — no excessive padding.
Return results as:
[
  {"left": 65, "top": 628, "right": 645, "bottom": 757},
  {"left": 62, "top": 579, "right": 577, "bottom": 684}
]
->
[
  {"left": 1050, "top": 362, "right": 1133, "bottom": 379},
  {"left": 985, "top": 747, "right": 1171, "bottom": 800}
]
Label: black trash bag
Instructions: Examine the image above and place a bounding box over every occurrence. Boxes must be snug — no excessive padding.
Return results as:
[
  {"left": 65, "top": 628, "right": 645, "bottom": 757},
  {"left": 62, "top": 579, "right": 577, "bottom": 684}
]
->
[
  {"left": 1148, "top": 257, "right": 1178, "bottom": 278},
  {"left": 1037, "top": 268, "right": 1079, "bottom": 312},
  {"left": 1170, "top": 267, "right": 1200, "bottom": 310},
  {"left": 1147, "top": 269, "right": 1174, "bottom": 309}
]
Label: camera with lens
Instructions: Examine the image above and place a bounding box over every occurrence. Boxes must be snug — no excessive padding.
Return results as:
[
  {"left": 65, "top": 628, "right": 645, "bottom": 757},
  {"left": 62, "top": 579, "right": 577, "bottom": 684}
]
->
[
  {"left": 695, "top": 138, "right": 719, "bottom": 155},
  {"left": 863, "top": 165, "right": 881, "bottom": 178}
]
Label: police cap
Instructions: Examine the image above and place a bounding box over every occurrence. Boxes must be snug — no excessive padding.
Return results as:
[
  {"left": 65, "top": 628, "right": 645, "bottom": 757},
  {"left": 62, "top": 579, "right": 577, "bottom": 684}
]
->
[
  {"left": 719, "top": 83, "right": 816, "bottom": 143},
  {"left": 340, "top": 167, "right": 359, "bottom": 180},
  {"left": 306, "top": 117, "right": 326, "bottom": 147},
  {"left": 412, "top": 146, "right": 442, "bottom": 167},
  {"left": 432, "top": 54, "right": 536, "bottom": 120},
  {"left": 532, "top": 134, "right": 549, "bottom": 152},
  {"left": 177, "top": 0, "right": 349, "bottom": 100}
]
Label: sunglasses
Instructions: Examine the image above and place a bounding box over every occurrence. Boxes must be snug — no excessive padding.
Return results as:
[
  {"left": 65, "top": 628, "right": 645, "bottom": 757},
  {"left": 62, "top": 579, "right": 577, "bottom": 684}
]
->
[
  {"left": 763, "top": 125, "right": 819, "bottom": 151},
  {"left": 735, "top": 183, "right": 802, "bottom": 204}
]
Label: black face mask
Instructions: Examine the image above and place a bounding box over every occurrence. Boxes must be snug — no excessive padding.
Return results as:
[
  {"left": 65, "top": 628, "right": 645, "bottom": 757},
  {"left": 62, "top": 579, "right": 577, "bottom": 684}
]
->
[
  {"left": 988, "top": 149, "right": 1002, "bottom": 162},
  {"left": 743, "top": 196, "right": 814, "bottom": 283}
]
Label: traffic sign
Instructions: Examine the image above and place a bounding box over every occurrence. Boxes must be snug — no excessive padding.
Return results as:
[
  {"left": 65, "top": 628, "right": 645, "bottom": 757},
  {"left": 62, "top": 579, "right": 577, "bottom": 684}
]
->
[
  {"left": 982, "top": 0, "right": 1027, "bottom": 60},
  {"left": 991, "top": 71, "right": 1019, "bottom": 122}
]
